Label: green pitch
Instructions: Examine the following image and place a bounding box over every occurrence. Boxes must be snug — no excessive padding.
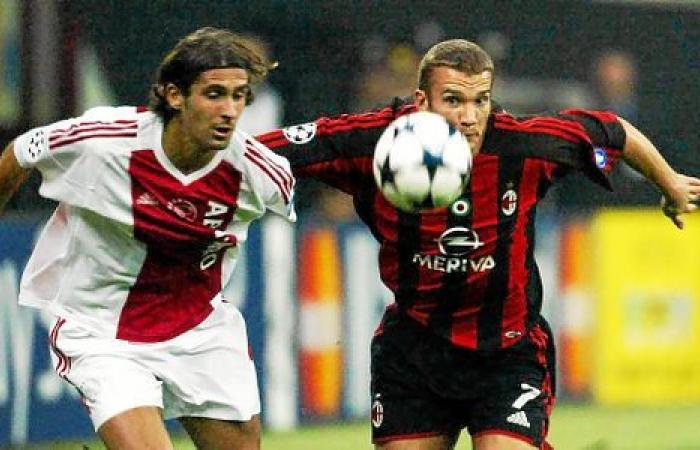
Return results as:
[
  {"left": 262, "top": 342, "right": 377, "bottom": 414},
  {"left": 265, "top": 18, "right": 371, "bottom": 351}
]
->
[{"left": 37, "top": 404, "right": 700, "bottom": 449}]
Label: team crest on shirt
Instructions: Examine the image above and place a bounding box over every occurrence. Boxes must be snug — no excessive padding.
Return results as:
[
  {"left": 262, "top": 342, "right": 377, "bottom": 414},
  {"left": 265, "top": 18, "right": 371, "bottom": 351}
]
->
[
  {"left": 282, "top": 122, "right": 317, "bottom": 144},
  {"left": 501, "top": 189, "right": 518, "bottom": 216},
  {"left": 371, "top": 399, "right": 384, "bottom": 428},
  {"left": 166, "top": 198, "right": 198, "bottom": 222}
]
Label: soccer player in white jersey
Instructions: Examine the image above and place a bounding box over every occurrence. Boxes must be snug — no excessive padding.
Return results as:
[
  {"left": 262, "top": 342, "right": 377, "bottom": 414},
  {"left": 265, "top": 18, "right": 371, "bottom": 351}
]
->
[{"left": 0, "top": 27, "right": 295, "bottom": 449}]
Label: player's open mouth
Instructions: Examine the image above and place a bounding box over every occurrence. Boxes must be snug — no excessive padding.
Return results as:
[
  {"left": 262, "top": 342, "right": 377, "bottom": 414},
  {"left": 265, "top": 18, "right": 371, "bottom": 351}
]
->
[{"left": 212, "top": 126, "right": 233, "bottom": 139}]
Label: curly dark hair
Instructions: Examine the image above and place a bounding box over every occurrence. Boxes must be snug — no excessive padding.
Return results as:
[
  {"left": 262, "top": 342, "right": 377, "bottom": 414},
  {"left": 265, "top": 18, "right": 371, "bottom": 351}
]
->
[{"left": 149, "top": 27, "right": 277, "bottom": 122}]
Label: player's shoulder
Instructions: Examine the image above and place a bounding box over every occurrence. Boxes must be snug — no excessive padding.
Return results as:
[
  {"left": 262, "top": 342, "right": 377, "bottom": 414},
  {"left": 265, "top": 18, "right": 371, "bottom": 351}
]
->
[
  {"left": 236, "top": 130, "right": 293, "bottom": 169},
  {"left": 34, "top": 105, "right": 143, "bottom": 155},
  {"left": 230, "top": 131, "right": 295, "bottom": 196},
  {"left": 79, "top": 105, "right": 143, "bottom": 123}
]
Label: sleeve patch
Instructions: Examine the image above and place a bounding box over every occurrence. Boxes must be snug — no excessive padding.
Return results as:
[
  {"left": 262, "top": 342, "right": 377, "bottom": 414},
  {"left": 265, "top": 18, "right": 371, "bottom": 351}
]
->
[
  {"left": 594, "top": 147, "right": 608, "bottom": 169},
  {"left": 18, "top": 128, "right": 49, "bottom": 166},
  {"left": 282, "top": 122, "right": 317, "bottom": 144}
]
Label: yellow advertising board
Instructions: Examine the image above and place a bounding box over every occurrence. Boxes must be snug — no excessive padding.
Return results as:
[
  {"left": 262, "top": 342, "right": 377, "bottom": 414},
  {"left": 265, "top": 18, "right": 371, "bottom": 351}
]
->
[{"left": 592, "top": 209, "right": 700, "bottom": 405}]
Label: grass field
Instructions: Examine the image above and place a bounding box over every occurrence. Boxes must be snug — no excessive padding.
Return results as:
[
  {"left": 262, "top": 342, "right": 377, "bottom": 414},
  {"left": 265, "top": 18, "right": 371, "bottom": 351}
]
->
[{"left": 29, "top": 404, "right": 700, "bottom": 449}]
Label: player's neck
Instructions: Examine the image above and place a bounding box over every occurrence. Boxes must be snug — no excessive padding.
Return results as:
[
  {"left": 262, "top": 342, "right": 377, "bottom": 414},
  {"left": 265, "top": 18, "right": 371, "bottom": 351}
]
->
[{"left": 161, "top": 121, "right": 216, "bottom": 175}]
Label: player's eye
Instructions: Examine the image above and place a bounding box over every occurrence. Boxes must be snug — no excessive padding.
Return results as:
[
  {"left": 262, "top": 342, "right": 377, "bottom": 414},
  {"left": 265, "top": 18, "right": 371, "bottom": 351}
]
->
[
  {"left": 444, "top": 95, "right": 460, "bottom": 106},
  {"left": 233, "top": 87, "right": 251, "bottom": 101},
  {"left": 476, "top": 94, "right": 491, "bottom": 107}
]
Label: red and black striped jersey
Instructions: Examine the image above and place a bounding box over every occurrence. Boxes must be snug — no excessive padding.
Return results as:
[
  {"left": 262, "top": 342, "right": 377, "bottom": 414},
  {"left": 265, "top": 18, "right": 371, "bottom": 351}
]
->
[{"left": 257, "top": 98, "right": 626, "bottom": 351}]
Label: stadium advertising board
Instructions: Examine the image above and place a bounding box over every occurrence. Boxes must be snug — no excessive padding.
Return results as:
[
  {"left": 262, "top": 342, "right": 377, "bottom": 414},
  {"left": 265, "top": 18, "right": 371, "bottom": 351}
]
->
[
  {"left": 0, "top": 218, "right": 94, "bottom": 444},
  {"left": 592, "top": 210, "right": 700, "bottom": 404}
]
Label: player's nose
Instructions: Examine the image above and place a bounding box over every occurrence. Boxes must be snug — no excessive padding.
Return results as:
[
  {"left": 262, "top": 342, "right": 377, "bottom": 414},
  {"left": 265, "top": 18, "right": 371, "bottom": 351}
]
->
[
  {"left": 221, "top": 98, "right": 244, "bottom": 121},
  {"left": 461, "top": 104, "right": 478, "bottom": 125}
]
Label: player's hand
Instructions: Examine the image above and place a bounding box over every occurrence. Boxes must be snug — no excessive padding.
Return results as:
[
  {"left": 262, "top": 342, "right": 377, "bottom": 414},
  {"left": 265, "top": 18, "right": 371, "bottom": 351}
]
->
[{"left": 660, "top": 173, "right": 700, "bottom": 229}]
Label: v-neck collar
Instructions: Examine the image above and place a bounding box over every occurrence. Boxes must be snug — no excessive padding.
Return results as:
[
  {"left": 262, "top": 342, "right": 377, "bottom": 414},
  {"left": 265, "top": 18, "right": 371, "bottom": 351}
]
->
[{"left": 139, "top": 113, "right": 229, "bottom": 186}]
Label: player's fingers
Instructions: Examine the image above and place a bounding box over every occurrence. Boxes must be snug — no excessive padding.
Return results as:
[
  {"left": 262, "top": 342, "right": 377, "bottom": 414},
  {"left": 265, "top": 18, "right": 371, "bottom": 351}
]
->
[{"left": 672, "top": 214, "right": 684, "bottom": 230}]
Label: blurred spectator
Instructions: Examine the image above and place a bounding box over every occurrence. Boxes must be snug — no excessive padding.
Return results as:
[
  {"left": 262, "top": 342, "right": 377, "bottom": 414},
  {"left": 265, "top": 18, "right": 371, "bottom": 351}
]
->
[
  {"left": 591, "top": 49, "right": 646, "bottom": 184},
  {"left": 0, "top": 0, "right": 20, "bottom": 124},
  {"left": 592, "top": 50, "right": 639, "bottom": 121},
  {"left": 236, "top": 35, "right": 284, "bottom": 135},
  {"left": 479, "top": 30, "right": 593, "bottom": 114},
  {"left": 352, "top": 40, "right": 419, "bottom": 111},
  {"left": 555, "top": 49, "right": 657, "bottom": 211},
  {"left": 308, "top": 37, "right": 422, "bottom": 224}
]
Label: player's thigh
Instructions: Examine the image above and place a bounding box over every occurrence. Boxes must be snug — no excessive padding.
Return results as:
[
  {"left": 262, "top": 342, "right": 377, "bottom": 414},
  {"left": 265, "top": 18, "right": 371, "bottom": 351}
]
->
[
  {"left": 375, "top": 433, "right": 457, "bottom": 450},
  {"left": 98, "top": 405, "right": 173, "bottom": 450},
  {"left": 371, "top": 330, "right": 461, "bottom": 447},
  {"left": 472, "top": 433, "right": 538, "bottom": 450},
  {"left": 158, "top": 303, "right": 261, "bottom": 422},
  {"left": 50, "top": 318, "right": 166, "bottom": 431},
  {"left": 467, "top": 321, "right": 555, "bottom": 449},
  {"left": 179, "top": 414, "right": 261, "bottom": 450}
]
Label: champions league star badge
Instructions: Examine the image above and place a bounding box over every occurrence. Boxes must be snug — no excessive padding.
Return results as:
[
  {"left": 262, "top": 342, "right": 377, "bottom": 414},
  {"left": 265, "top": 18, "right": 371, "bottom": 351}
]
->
[{"left": 283, "top": 122, "right": 317, "bottom": 144}]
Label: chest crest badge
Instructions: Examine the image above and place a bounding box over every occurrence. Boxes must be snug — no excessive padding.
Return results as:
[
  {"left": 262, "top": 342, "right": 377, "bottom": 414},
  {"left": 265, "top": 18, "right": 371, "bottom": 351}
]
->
[{"left": 501, "top": 189, "right": 518, "bottom": 216}]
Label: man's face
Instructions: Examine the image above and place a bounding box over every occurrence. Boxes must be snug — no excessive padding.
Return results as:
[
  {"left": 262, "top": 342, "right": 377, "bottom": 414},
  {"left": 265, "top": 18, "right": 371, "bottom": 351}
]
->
[
  {"left": 166, "top": 67, "right": 250, "bottom": 152},
  {"left": 415, "top": 66, "right": 492, "bottom": 155}
]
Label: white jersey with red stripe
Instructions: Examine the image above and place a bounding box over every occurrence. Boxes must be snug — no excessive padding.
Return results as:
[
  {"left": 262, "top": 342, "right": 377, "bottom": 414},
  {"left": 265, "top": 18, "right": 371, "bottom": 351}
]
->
[{"left": 14, "top": 106, "right": 296, "bottom": 342}]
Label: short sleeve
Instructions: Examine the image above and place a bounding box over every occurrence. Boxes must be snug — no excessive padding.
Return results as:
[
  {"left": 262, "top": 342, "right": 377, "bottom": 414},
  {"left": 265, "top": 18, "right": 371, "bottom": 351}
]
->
[
  {"left": 243, "top": 136, "right": 297, "bottom": 222},
  {"left": 14, "top": 127, "right": 51, "bottom": 168},
  {"left": 12, "top": 107, "right": 139, "bottom": 203}
]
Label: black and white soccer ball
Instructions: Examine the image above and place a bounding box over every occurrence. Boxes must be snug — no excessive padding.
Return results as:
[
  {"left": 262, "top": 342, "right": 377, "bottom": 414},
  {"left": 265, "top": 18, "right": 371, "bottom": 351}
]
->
[{"left": 372, "top": 111, "right": 472, "bottom": 212}]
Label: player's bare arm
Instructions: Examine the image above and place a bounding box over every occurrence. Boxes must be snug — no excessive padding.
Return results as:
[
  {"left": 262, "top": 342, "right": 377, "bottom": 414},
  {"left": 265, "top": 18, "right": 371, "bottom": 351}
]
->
[
  {"left": 617, "top": 117, "right": 700, "bottom": 229},
  {"left": 0, "top": 142, "right": 31, "bottom": 215}
]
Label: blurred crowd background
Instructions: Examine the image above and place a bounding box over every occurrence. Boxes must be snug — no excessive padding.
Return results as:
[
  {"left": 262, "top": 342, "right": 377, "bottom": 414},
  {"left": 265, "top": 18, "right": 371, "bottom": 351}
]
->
[
  {"left": 1, "top": 0, "right": 700, "bottom": 446},
  {"left": 2, "top": 0, "right": 699, "bottom": 215}
]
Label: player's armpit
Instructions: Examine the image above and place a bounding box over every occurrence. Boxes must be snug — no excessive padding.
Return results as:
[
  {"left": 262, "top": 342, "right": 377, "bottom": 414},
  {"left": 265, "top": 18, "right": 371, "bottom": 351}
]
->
[{"left": 0, "top": 141, "right": 31, "bottom": 214}]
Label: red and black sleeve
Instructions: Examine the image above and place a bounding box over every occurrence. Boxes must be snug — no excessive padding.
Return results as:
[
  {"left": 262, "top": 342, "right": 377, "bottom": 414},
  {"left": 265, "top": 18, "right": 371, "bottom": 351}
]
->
[
  {"left": 256, "top": 100, "right": 416, "bottom": 194},
  {"left": 484, "top": 109, "right": 626, "bottom": 190}
]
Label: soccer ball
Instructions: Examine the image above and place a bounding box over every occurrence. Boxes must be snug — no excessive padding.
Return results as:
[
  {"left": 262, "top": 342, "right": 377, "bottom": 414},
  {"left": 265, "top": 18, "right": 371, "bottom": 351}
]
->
[{"left": 372, "top": 111, "right": 472, "bottom": 212}]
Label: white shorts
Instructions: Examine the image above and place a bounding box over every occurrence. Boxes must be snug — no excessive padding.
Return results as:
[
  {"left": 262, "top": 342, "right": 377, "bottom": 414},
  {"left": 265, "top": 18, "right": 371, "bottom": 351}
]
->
[{"left": 48, "top": 300, "right": 261, "bottom": 430}]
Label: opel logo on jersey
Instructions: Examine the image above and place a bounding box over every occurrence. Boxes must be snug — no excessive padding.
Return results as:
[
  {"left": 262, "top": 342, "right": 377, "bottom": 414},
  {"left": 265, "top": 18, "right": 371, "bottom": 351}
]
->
[
  {"left": 501, "top": 189, "right": 518, "bottom": 216},
  {"left": 283, "top": 122, "right": 317, "bottom": 144},
  {"left": 437, "top": 227, "right": 484, "bottom": 256}
]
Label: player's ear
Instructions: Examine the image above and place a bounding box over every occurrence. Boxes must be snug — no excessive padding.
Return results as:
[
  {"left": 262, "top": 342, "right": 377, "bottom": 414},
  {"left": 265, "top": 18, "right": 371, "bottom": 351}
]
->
[
  {"left": 414, "top": 89, "right": 428, "bottom": 111},
  {"left": 164, "top": 83, "right": 184, "bottom": 111}
]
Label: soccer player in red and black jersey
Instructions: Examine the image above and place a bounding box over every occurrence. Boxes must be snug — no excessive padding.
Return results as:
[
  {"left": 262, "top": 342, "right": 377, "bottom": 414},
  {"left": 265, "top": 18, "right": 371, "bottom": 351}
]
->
[{"left": 258, "top": 40, "right": 700, "bottom": 450}]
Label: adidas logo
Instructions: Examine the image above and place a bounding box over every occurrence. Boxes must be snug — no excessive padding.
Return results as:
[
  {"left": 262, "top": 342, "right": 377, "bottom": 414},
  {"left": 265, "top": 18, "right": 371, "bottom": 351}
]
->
[
  {"left": 136, "top": 192, "right": 159, "bottom": 205},
  {"left": 506, "top": 410, "right": 530, "bottom": 428}
]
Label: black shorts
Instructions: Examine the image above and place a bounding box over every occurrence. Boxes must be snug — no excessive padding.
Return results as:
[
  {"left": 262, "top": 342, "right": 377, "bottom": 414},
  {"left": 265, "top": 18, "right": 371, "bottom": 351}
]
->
[{"left": 370, "top": 311, "right": 556, "bottom": 448}]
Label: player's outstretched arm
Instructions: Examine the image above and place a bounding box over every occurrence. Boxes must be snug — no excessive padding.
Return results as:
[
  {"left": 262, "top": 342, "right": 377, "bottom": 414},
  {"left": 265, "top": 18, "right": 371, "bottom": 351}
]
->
[
  {"left": 618, "top": 117, "right": 700, "bottom": 229},
  {"left": 0, "top": 142, "right": 31, "bottom": 216}
]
